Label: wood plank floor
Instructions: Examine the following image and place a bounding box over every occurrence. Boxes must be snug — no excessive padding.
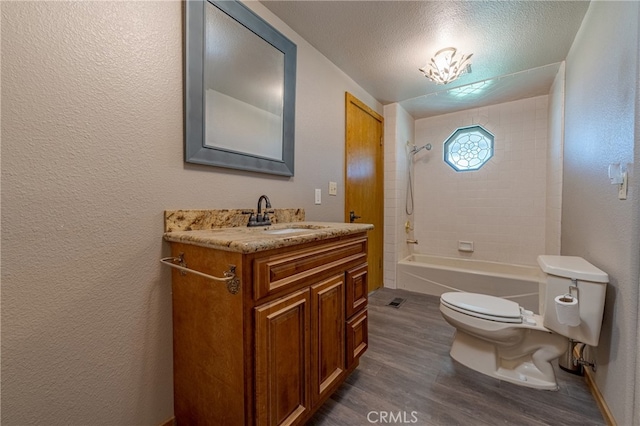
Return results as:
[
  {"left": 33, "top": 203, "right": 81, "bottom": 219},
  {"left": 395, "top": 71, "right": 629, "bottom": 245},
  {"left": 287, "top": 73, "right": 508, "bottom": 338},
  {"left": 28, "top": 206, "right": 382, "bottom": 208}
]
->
[{"left": 308, "top": 288, "right": 605, "bottom": 426}]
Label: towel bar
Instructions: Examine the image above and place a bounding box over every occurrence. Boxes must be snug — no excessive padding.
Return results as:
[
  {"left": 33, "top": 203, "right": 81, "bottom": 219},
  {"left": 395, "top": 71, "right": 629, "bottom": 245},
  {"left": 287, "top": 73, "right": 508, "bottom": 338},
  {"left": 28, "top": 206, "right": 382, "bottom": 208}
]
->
[{"left": 160, "top": 253, "right": 240, "bottom": 294}]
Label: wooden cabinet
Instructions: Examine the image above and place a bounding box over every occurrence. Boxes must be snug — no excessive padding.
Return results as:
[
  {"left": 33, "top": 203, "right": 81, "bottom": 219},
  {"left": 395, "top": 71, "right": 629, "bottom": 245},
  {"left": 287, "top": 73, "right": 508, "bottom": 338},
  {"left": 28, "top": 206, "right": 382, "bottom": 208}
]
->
[
  {"left": 345, "top": 264, "right": 369, "bottom": 368},
  {"left": 169, "top": 233, "right": 368, "bottom": 426},
  {"left": 255, "top": 289, "right": 311, "bottom": 426},
  {"left": 310, "top": 275, "right": 345, "bottom": 406},
  {"left": 346, "top": 308, "right": 368, "bottom": 368}
]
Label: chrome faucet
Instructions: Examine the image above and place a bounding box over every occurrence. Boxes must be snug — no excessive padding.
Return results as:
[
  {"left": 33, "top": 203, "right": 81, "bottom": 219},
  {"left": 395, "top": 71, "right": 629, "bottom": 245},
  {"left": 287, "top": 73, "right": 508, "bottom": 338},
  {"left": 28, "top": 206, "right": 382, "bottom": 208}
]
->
[{"left": 247, "top": 195, "right": 272, "bottom": 227}]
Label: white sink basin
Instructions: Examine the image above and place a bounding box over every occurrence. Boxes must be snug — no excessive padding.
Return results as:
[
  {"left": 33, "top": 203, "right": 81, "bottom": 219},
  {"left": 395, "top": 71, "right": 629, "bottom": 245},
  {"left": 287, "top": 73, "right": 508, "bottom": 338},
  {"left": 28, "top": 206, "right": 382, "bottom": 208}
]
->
[
  {"left": 262, "top": 228, "right": 307, "bottom": 235},
  {"left": 260, "top": 224, "right": 330, "bottom": 235}
]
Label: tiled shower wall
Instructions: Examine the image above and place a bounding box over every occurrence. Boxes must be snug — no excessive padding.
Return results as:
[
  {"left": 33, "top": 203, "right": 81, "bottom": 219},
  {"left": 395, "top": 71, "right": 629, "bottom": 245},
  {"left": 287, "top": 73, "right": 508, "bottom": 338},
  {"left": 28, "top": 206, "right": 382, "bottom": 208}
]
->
[
  {"left": 545, "top": 62, "right": 565, "bottom": 255},
  {"left": 383, "top": 103, "right": 414, "bottom": 288},
  {"left": 411, "top": 96, "right": 549, "bottom": 266}
]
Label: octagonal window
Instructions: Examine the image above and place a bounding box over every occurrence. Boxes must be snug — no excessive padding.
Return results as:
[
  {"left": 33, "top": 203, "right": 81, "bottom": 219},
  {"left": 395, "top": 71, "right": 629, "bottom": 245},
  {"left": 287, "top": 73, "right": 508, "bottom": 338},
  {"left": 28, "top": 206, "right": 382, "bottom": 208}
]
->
[{"left": 444, "top": 125, "right": 494, "bottom": 171}]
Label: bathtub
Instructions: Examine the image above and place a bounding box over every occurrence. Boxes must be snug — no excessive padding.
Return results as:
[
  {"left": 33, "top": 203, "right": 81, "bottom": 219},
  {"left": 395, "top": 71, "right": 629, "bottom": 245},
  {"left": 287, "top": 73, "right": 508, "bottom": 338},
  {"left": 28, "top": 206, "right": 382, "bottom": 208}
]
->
[{"left": 397, "top": 254, "right": 542, "bottom": 312}]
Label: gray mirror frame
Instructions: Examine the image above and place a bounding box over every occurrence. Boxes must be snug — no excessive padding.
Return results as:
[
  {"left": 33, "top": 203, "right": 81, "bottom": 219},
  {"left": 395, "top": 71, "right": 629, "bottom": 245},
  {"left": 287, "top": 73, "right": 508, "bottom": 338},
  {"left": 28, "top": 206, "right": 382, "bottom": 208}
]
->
[{"left": 185, "top": 0, "right": 296, "bottom": 176}]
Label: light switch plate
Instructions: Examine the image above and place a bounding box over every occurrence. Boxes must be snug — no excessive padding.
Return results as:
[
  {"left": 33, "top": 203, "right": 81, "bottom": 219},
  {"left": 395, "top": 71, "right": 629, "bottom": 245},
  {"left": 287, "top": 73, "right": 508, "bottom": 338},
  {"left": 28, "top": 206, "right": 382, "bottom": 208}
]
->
[
  {"left": 619, "top": 172, "right": 628, "bottom": 200},
  {"left": 329, "top": 181, "right": 337, "bottom": 196},
  {"left": 315, "top": 188, "right": 321, "bottom": 204}
]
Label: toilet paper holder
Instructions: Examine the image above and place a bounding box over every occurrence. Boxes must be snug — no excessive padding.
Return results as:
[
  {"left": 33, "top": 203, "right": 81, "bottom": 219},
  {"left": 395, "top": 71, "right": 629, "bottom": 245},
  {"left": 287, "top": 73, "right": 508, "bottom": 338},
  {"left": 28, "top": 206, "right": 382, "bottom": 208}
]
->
[
  {"left": 557, "top": 280, "right": 579, "bottom": 304},
  {"left": 565, "top": 278, "right": 580, "bottom": 302},
  {"left": 568, "top": 279, "right": 579, "bottom": 300}
]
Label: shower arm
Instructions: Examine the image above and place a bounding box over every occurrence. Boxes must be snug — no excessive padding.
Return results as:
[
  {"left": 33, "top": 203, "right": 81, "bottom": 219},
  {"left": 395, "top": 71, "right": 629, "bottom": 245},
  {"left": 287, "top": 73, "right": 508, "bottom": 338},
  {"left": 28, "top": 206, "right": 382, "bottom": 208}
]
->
[{"left": 409, "top": 143, "right": 432, "bottom": 156}]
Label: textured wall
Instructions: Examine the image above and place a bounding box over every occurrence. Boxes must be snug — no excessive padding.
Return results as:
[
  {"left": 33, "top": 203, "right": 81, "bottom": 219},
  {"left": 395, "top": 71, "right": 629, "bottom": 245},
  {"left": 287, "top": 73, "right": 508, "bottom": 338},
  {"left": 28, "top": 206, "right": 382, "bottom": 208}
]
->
[
  {"left": 562, "top": 2, "right": 640, "bottom": 424},
  {"left": 1, "top": 1, "right": 380, "bottom": 424},
  {"left": 411, "top": 96, "right": 549, "bottom": 266}
]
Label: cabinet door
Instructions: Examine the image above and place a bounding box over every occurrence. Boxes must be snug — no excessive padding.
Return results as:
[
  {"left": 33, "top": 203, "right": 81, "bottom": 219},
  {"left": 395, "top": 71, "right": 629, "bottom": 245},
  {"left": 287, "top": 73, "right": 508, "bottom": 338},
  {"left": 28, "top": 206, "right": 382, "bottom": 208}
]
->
[
  {"left": 255, "top": 289, "right": 311, "bottom": 426},
  {"left": 346, "top": 308, "right": 368, "bottom": 368},
  {"left": 310, "top": 275, "right": 345, "bottom": 405},
  {"left": 345, "top": 264, "right": 368, "bottom": 318}
]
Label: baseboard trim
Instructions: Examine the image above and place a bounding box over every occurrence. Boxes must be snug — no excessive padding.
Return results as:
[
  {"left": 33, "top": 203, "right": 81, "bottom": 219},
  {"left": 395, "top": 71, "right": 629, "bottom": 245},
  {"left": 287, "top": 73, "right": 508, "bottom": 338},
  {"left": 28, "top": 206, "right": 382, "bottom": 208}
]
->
[
  {"left": 583, "top": 367, "right": 617, "bottom": 426},
  {"left": 159, "top": 416, "right": 175, "bottom": 426}
]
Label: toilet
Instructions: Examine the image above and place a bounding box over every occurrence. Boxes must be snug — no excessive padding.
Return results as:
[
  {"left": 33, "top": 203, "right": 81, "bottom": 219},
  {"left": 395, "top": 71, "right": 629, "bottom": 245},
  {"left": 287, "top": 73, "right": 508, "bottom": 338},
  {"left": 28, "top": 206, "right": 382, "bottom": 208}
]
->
[{"left": 439, "top": 255, "right": 608, "bottom": 390}]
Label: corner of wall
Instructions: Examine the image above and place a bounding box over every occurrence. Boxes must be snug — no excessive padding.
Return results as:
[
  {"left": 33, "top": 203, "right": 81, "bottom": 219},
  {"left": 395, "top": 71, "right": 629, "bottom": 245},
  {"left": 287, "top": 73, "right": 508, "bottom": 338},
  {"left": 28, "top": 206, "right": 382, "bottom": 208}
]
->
[
  {"left": 545, "top": 61, "right": 565, "bottom": 255},
  {"left": 383, "top": 103, "right": 415, "bottom": 289}
]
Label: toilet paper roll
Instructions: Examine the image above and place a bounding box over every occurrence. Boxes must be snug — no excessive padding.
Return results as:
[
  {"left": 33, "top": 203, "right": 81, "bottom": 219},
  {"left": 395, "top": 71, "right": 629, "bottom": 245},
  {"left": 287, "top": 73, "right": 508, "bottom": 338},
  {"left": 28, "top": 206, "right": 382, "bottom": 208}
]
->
[{"left": 555, "top": 294, "right": 581, "bottom": 327}]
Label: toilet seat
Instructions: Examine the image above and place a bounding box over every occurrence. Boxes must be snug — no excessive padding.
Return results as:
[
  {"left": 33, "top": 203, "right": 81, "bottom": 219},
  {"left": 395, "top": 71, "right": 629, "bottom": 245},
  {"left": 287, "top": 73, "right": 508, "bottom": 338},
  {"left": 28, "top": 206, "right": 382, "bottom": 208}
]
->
[
  {"left": 440, "top": 292, "right": 522, "bottom": 323},
  {"left": 439, "top": 291, "right": 567, "bottom": 390}
]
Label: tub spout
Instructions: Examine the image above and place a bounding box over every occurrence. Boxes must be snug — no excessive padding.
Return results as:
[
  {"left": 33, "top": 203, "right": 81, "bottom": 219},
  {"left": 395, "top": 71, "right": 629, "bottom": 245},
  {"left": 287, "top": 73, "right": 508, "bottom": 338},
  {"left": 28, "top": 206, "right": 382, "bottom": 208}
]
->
[{"left": 406, "top": 239, "right": 418, "bottom": 244}]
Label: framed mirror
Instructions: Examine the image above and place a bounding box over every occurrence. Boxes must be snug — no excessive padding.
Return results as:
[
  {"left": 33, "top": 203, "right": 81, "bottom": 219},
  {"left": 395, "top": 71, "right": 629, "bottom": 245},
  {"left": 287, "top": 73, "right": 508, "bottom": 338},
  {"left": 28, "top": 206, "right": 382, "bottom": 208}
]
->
[{"left": 185, "top": 0, "right": 297, "bottom": 176}]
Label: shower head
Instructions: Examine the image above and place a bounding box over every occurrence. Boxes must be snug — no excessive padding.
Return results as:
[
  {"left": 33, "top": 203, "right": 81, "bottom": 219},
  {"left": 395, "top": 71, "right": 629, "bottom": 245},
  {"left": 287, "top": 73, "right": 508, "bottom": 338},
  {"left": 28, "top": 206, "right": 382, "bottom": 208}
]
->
[{"left": 409, "top": 142, "right": 432, "bottom": 156}]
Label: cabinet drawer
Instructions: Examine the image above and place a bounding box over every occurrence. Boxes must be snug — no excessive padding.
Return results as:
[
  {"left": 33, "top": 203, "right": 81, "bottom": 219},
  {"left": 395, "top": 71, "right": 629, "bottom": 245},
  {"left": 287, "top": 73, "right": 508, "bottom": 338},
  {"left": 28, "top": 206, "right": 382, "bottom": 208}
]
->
[
  {"left": 345, "top": 264, "right": 368, "bottom": 318},
  {"left": 254, "top": 238, "right": 367, "bottom": 300},
  {"left": 346, "top": 308, "right": 368, "bottom": 368}
]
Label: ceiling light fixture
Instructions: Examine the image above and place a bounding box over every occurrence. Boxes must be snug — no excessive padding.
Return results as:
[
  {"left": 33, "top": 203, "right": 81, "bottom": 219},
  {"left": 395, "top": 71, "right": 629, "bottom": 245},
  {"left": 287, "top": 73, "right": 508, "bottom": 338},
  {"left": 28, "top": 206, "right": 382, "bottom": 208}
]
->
[{"left": 419, "top": 47, "right": 473, "bottom": 85}]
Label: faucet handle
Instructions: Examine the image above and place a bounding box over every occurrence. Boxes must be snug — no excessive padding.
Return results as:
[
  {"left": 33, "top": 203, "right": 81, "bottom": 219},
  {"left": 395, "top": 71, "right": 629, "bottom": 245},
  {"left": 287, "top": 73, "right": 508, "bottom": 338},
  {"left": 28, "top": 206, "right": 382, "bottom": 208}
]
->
[
  {"left": 243, "top": 210, "right": 257, "bottom": 227},
  {"left": 256, "top": 212, "right": 272, "bottom": 226}
]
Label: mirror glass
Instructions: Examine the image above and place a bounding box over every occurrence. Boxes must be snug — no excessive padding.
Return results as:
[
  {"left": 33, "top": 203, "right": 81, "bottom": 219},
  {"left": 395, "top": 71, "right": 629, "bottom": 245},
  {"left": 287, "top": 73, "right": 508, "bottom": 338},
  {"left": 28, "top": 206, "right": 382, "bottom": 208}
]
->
[
  {"left": 204, "top": 4, "right": 284, "bottom": 160},
  {"left": 185, "top": 0, "right": 297, "bottom": 176}
]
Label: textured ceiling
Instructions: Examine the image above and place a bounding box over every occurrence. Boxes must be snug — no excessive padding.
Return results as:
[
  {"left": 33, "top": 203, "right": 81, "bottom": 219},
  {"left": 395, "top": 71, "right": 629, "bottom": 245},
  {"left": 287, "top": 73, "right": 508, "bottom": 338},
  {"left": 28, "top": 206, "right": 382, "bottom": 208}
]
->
[{"left": 260, "top": 0, "right": 590, "bottom": 118}]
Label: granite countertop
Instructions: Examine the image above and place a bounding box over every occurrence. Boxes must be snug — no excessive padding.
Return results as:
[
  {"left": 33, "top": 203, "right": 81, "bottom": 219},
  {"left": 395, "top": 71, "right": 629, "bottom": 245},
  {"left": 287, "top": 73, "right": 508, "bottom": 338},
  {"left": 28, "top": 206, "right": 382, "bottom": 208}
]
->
[{"left": 163, "top": 221, "right": 373, "bottom": 253}]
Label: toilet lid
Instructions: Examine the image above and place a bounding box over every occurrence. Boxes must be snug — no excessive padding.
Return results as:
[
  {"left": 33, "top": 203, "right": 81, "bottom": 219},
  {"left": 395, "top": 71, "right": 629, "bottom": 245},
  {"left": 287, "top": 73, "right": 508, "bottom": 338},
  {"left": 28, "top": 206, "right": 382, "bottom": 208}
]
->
[{"left": 440, "top": 292, "right": 522, "bottom": 323}]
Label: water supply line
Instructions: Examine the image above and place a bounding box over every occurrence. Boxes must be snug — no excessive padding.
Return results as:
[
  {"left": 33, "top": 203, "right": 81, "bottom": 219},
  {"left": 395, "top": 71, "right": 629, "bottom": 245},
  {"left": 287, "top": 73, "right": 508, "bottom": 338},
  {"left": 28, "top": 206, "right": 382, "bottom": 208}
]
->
[
  {"left": 574, "top": 341, "right": 597, "bottom": 372},
  {"left": 405, "top": 141, "right": 432, "bottom": 215}
]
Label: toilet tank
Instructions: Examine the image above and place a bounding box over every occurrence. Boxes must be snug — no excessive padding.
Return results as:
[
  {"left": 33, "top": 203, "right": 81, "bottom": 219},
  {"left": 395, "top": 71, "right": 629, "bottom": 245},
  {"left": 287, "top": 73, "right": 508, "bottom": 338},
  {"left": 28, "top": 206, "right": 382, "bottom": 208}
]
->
[{"left": 537, "top": 255, "right": 608, "bottom": 346}]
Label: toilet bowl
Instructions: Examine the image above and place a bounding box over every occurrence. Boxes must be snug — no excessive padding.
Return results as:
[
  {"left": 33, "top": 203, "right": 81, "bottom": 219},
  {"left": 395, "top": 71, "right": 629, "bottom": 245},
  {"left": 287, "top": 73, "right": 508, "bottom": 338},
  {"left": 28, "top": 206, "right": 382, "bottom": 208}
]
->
[
  {"left": 439, "top": 255, "right": 608, "bottom": 390},
  {"left": 440, "top": 292, "right": 568, "bottom": 390}
]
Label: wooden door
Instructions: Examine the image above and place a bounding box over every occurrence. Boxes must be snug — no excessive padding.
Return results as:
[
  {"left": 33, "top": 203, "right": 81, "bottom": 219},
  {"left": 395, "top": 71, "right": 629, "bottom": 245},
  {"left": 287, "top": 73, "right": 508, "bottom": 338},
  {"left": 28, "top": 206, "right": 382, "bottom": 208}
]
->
[
  {"left": 310, "top": 275, "right": 345, "bottom": 406},
  {"left": 345, "top": 92, "right": 384, "bottom": 291},
  {"left": 255, "top": 289, "right": 311, "bottom": 426}
]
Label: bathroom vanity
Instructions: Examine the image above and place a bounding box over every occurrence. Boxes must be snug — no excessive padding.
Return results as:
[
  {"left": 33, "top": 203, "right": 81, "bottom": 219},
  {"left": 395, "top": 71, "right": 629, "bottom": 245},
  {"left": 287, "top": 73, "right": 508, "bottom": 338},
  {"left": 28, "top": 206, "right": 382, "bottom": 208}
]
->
[{"left": 163, "top": 219, "right": 372, "bottom": 425}]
